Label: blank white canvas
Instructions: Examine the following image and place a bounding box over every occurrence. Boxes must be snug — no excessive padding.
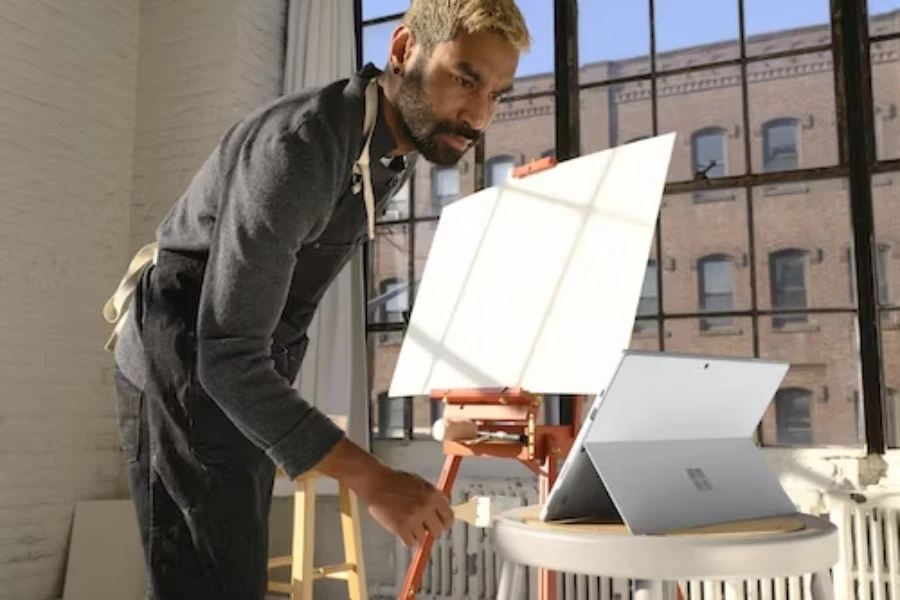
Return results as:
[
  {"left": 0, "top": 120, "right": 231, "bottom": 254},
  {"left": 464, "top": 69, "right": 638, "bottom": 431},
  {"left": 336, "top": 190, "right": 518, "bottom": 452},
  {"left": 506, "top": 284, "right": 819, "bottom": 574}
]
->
[{"left": 389, "top": 133, "right": 677, "bottom": 397}]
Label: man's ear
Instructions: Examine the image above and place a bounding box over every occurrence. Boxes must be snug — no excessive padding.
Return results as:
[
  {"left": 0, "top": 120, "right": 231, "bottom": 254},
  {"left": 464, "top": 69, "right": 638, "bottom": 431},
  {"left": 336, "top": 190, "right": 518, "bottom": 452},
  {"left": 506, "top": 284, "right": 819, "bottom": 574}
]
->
[{"left": 389, "top": 24, "right": 415, "bottom": 71}]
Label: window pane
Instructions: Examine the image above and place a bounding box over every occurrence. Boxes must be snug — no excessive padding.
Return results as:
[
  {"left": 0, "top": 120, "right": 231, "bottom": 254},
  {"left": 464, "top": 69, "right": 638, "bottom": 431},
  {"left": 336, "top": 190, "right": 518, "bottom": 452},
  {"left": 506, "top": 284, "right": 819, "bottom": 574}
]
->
[
  {"left": 362, "top": 19, "right": 399, "bottom": 67},
  {"left": 871, "top": 40, "right": 900, "bottom": 162},
  {"left": 633, "top": 237, "right": 660, "bottom": 338},
  {"left": 578, "top": 2, "right": 650, "bottom": 85},
  {"left": 872, "top": 171, "right": 898, "bottom": 308},
  {"left": 661, "top": 189, "right": 751, "bottom": 315},
  {"left": 744, "top": 0, "right": 831, "bottom": 57},
  {"left": 414, "top": 150, "right": 475, "bottom": 218},
  {"left": 753, "top": 179, "right": 854, "bottom": 313},
  {"left": 869, "top": 1, "right": 900, "bottom": 37},
  {"left": 368, "top": 332, "right": 432, "bottom": 440},
  {"left": 377, "top": 177, "right": 410, "bottom": 222},
  {"left": 658, "top": 65, "right": 746, "bottom": 182},
  {"left": 664, "top": 317, "right": 754, "bottom": 357},
  {"left": 486, "top": 156, "right": 515, "bottom": 187},
  {"left": 362, "top": 0, "right": 408, "bottom": 22},
  {"left": 748, "top": 50, "right": 839, "bottom": 173},
  {"left": 510, "top": 0, "right": 554, "bottom": 80},
  {"left": 883, "top": 309, "right": 900, "bottom": 447},
  {"left": 692, "top": 129, "right": 727, "bottom": 178},
  {"left": 368, "top": 224, "right": 409, "bottom": 324},
  {"left": 759, "top": 313, "right": 863, "bottom": 447},
  {"left": 486, "top": 93, "right": 555, "bottom": 184},
  {"left": 655, "top": 0, "right": 739, "bottom": 66},
  {"left": 580, "top": 84, "right": 653, "bottom": 155},
  {"left": 413, "top": 220, "right": 438, "bottom": 308}
]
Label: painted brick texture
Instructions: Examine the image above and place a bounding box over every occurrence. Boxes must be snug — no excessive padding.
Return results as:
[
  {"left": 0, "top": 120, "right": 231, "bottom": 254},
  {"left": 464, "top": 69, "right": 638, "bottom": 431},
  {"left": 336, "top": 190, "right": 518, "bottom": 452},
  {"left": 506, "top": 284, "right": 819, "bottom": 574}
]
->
[
  {"left": 0, "top": 0, "right": 285, "bottom": 597},
  {"left": 0, "top": 0, "right": 139, "bottom": 597}
]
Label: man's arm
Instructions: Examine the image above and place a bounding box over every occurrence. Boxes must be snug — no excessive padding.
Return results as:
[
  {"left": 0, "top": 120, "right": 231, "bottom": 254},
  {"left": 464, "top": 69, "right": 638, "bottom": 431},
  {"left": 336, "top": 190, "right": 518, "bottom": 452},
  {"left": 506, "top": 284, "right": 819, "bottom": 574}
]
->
[{"left": 195, "top": 120, "right": 353, "bottom": 479}]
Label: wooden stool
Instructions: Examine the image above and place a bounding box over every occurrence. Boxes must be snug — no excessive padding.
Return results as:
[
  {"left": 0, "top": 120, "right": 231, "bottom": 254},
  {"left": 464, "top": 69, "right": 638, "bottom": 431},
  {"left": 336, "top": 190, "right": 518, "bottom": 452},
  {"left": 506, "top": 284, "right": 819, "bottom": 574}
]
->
[{"left": 267, "top": 470, "right": 367, "bottom": 600}]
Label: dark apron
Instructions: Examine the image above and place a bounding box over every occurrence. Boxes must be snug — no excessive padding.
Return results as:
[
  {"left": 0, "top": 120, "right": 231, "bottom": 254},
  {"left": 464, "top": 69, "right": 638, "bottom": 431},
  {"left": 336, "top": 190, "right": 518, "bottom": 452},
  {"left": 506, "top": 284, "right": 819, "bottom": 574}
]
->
[{"left": 115, "top": 249, "right": 309, "bottom": 600}]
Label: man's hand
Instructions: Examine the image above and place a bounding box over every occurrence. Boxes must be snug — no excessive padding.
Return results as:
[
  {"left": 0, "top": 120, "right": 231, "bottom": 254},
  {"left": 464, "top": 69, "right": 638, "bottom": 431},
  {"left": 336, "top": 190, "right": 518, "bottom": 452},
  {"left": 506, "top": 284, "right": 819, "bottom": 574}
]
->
[
  {"left": 310, "top": 438, "right": 454, "bottom": 547},
  {"left": 358, "top": 468, "right": 454, "bottom": 548}
]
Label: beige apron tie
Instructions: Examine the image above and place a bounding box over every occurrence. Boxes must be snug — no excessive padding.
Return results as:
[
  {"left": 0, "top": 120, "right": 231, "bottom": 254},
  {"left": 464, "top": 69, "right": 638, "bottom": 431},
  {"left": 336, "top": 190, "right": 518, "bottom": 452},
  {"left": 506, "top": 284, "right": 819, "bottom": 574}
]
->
[
  {"left": 102, "top": 242, "right": 157, "bottom": 351},
  {"left": 103, "top": 77, "right": 382, "bottom": 351},
  {"left": 352, "top": 77, "right": 379, "bottom": 240}
]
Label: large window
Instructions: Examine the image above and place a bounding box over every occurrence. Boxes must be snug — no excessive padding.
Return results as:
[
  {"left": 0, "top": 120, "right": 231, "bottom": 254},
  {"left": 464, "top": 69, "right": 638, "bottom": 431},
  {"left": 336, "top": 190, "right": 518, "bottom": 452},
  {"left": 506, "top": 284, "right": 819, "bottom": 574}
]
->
[
  {"left": 762, "top": 118, "right": 800, "bottom": 172},
  {"left": 692, "top": 128, "right": 727, "bottom": 178},
  {"left": 769, "top": 249, "right": 809, "bottom": 328},
  {"left": 361, "top": 0, "right": 898, "bottom": 450},
  {"left": 698, "top": 255, "right": 734, "bottom": 329}
]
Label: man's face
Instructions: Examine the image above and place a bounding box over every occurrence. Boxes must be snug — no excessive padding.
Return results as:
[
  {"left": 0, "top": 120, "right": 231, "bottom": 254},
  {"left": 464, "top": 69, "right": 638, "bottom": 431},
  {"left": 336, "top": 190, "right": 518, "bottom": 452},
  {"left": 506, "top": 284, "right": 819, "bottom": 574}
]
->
[{"left": 393, "top": 29, "right": 519, "bottom": 166}]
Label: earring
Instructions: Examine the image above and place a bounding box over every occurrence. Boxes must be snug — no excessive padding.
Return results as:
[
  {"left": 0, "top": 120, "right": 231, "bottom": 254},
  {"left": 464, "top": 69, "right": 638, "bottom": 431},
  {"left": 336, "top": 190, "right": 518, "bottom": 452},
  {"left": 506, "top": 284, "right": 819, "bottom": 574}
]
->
[{"left": 393, "top": 65, "right": 401, "bottom": 75}]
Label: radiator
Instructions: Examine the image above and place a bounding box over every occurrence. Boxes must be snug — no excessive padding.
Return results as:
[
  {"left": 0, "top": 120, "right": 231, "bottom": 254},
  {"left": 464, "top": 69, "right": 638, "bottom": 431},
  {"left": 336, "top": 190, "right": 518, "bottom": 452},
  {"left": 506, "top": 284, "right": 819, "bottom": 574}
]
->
[{"left": 370, "top": 482, "right": 900, "bottom": 600}]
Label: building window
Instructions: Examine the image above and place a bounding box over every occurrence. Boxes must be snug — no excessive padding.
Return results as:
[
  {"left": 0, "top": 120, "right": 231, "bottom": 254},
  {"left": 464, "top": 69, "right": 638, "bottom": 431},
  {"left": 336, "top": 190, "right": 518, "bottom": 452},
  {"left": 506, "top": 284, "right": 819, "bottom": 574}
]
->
[
  {"left": 763, "top": 118, "right": 799, "bottom": 172},
  {"left": 432, "top": 166, "right": 460, "bottom": 210},
  {"left": 381, "top": 178, "right": 409, "bottom": 221},
  {"left": 487, "top": 155, "right": 516, "bottom": 187},
  {"left": 775, "top": 388, "right": 813, "bottom": 446},
  {"left": 692, "top": 128, "right": 726, "bottom": 178},
  {"left": 634, "top": 260, "right": 658, "bottom": 332},
  {"left": 877, "top": 244, "right": 891, "bottom": 305},
  {"left": 886, "top": 389, "right": 900, "bottom": 448},
  {"left": 376, "top": 392, "right": 407, "bottom": 439},
  {"left": 378, "top": 278, "right": 408, "bottom": 323},
  {"left": 698, "top": 255, "right": 734, "bottom": 329},
  {"left": 769, "top": 249, "right": 809, "bottom": 328}
]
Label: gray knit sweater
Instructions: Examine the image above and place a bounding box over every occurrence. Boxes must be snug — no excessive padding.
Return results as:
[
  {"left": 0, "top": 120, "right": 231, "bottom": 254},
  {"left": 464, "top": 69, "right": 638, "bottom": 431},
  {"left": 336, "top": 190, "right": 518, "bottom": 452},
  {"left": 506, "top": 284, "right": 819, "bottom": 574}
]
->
[{"left": 114, "top": 63, "right": 414, "bottom": 478}]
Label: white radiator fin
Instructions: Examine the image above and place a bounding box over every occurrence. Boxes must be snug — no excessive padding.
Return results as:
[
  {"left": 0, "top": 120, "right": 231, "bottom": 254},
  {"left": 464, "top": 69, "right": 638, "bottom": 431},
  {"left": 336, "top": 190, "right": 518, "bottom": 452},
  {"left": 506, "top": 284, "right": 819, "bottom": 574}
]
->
[{"left": 372, "top": 484, "right": 900, "bottom": 600}]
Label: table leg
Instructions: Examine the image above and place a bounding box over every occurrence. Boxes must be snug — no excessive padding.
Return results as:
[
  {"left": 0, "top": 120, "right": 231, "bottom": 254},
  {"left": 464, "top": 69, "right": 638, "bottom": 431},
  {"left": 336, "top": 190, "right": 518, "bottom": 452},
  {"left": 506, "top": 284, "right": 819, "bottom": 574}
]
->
[
  {"left": 634, "top": 580, "right": 679, "bottom": 600},
  {"left": 496, "top": 561, "right": 527, "bottom": 600},
  {"left": 811, "top": 570, "right": 836, "bottom": 600}
]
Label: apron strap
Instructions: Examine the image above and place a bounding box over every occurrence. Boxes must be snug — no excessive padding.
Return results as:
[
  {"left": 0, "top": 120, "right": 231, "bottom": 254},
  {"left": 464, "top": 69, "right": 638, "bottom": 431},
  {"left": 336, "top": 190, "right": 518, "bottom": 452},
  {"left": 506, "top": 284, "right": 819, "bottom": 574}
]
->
[
  {"left": 104, "top": 77, "right": 382, "bottom": 351},
  {"left": 352, "top": 77, "right": 379, "bottom": 240},
  {"left": 102, "top": 242, "right": 157, "bottom": 351}
]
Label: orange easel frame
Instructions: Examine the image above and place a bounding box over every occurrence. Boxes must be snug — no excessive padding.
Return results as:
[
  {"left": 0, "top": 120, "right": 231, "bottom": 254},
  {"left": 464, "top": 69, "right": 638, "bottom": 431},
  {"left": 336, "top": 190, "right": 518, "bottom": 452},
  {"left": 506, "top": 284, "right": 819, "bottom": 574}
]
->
[
  {"left": 398, "top": 157, "right": 577, "bottom": 600},
  {"left": 397, "top": 387, "right": 582, "bottom": 600}
]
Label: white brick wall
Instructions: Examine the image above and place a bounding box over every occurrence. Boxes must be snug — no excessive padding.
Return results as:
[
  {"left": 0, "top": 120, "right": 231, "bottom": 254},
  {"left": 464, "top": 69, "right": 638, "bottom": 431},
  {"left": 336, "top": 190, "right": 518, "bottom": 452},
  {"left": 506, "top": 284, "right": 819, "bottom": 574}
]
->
[
  {"left": 0, "top": 0, "right": 285, "bottom": 597},
  {"left": 0, "top": 0, "right": 139, "bottom": 597},
  {"left": 130, "top": 0, "right": 286, "bottom": 253}
]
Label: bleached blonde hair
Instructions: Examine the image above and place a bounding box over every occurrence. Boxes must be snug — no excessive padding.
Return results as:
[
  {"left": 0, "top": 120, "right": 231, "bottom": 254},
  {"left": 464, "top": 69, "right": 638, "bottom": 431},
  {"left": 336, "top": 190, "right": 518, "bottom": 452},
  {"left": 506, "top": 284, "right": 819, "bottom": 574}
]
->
[{"left": 403, "top": 0, "right": 532, "bottom": 55}]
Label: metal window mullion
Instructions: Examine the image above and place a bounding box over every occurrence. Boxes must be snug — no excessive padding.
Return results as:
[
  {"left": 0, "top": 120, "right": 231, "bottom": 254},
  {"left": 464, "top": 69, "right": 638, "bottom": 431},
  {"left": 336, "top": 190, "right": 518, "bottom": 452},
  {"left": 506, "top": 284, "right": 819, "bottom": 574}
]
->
[
  {"left": 647, "top": 0, "right": 666, "bottom": 349},
  {"left": 554, "top": 0, "right": 580, "bottom": 160},
  {"left": 737, "top": 0, "right": 762, "bottom": 360},
  {"left": 833, "top": 0, "right": 885, "bottom": 453}
]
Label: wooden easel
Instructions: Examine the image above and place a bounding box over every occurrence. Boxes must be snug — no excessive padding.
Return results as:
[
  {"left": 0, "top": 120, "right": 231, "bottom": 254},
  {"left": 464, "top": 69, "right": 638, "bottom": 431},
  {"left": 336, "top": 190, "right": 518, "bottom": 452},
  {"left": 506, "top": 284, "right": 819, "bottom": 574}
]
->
[
  {"left": 397, "top": 156, "right": 686, "bottom": 600},
  {"left": 397, "top": 387, "right": 582, "bottom": 600}
]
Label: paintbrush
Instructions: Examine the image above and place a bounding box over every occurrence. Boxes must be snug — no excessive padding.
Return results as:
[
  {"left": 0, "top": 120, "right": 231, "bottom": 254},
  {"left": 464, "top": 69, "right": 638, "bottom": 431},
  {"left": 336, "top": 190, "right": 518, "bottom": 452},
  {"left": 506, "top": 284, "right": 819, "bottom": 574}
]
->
[{"left": 451, "top": 495, "right": 520, "bottom": 528}]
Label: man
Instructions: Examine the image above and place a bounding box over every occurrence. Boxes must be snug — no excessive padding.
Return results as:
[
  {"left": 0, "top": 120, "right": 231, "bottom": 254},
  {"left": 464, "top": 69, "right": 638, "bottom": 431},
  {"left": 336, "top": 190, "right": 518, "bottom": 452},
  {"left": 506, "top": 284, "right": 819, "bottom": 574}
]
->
[{"left": 107, "top": 0, "right": 530, "bottom": 598}]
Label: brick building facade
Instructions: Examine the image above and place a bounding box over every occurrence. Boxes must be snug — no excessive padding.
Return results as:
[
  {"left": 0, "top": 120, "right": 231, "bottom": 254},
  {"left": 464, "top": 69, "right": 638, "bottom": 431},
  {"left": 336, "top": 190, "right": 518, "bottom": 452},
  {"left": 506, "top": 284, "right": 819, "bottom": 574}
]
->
[{"left": 368, "top": 12, "right": 900, "bottom": 448}]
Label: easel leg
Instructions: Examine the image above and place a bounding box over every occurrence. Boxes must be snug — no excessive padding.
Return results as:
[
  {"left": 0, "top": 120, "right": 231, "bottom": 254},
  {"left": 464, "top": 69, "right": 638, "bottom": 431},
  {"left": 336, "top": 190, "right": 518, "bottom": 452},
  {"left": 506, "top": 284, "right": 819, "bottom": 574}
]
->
[
  {"left": 339, "top": 483, "right": 368, "bottom": 600},
  {"left": 538, "top": 452, "right": 560, "bottom": 600},
  {"left": 292, "top": 476, "right": 316, "bottom": 600},
  {"left": 398, "top": 455, "right": 462, "bottom": 599}
]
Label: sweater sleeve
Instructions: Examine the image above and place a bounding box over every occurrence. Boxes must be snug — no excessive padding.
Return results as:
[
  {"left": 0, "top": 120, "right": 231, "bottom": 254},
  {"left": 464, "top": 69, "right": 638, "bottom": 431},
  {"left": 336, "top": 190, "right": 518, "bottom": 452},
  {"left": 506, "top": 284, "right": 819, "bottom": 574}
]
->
[{"left": 195, "top": 121, "right": 345, "bottom": 479}]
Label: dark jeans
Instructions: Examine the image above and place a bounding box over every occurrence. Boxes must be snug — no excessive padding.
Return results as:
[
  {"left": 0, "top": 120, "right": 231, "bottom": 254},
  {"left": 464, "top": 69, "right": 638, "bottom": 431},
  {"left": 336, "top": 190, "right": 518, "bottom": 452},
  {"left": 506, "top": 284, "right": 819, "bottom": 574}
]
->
[{"left": 113, "top": 254, "right": 287, "bottom": 600}]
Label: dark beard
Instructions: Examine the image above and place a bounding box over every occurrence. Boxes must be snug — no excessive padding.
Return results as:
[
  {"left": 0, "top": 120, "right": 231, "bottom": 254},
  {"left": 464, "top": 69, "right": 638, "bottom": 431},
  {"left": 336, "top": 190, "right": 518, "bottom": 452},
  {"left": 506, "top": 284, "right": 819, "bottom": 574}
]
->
[{"left": 393, "top": 64, "right": 481, "bottom": 166}]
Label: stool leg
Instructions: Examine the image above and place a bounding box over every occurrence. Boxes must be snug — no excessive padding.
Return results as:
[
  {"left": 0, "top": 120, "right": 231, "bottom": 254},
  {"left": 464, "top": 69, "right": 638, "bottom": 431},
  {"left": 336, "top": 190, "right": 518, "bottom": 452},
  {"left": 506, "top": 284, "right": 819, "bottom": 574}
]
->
[
  {"left": 634, "top": 580, "right": 678, "bottom": 600},
  {"left": 811, "top": 570, "right": 836, "bottom": 600},
  {"left": 496, "top": 561, "right": 526, "bottom": 600},
  {"left": 291, "top": 477, "right": 316, "bottom": 600},
  {"left": 339, "top": 483, "right": 368, "bottom": 600}
]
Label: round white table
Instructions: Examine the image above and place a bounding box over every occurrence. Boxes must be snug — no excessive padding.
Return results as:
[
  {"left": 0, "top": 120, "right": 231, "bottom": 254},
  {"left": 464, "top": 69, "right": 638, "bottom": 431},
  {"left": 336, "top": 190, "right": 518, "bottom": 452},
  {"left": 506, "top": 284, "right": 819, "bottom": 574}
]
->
[{"left": 492, "top": 506, "right": 840, "bottom": 600}]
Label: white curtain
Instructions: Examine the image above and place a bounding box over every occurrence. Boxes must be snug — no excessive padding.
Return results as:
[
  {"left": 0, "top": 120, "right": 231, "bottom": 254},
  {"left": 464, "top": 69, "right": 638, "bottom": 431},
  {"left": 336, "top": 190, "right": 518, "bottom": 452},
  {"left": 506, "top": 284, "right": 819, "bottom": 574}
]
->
[{"left": 284, "top": 0, "right": 369, "bottom": 454}]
